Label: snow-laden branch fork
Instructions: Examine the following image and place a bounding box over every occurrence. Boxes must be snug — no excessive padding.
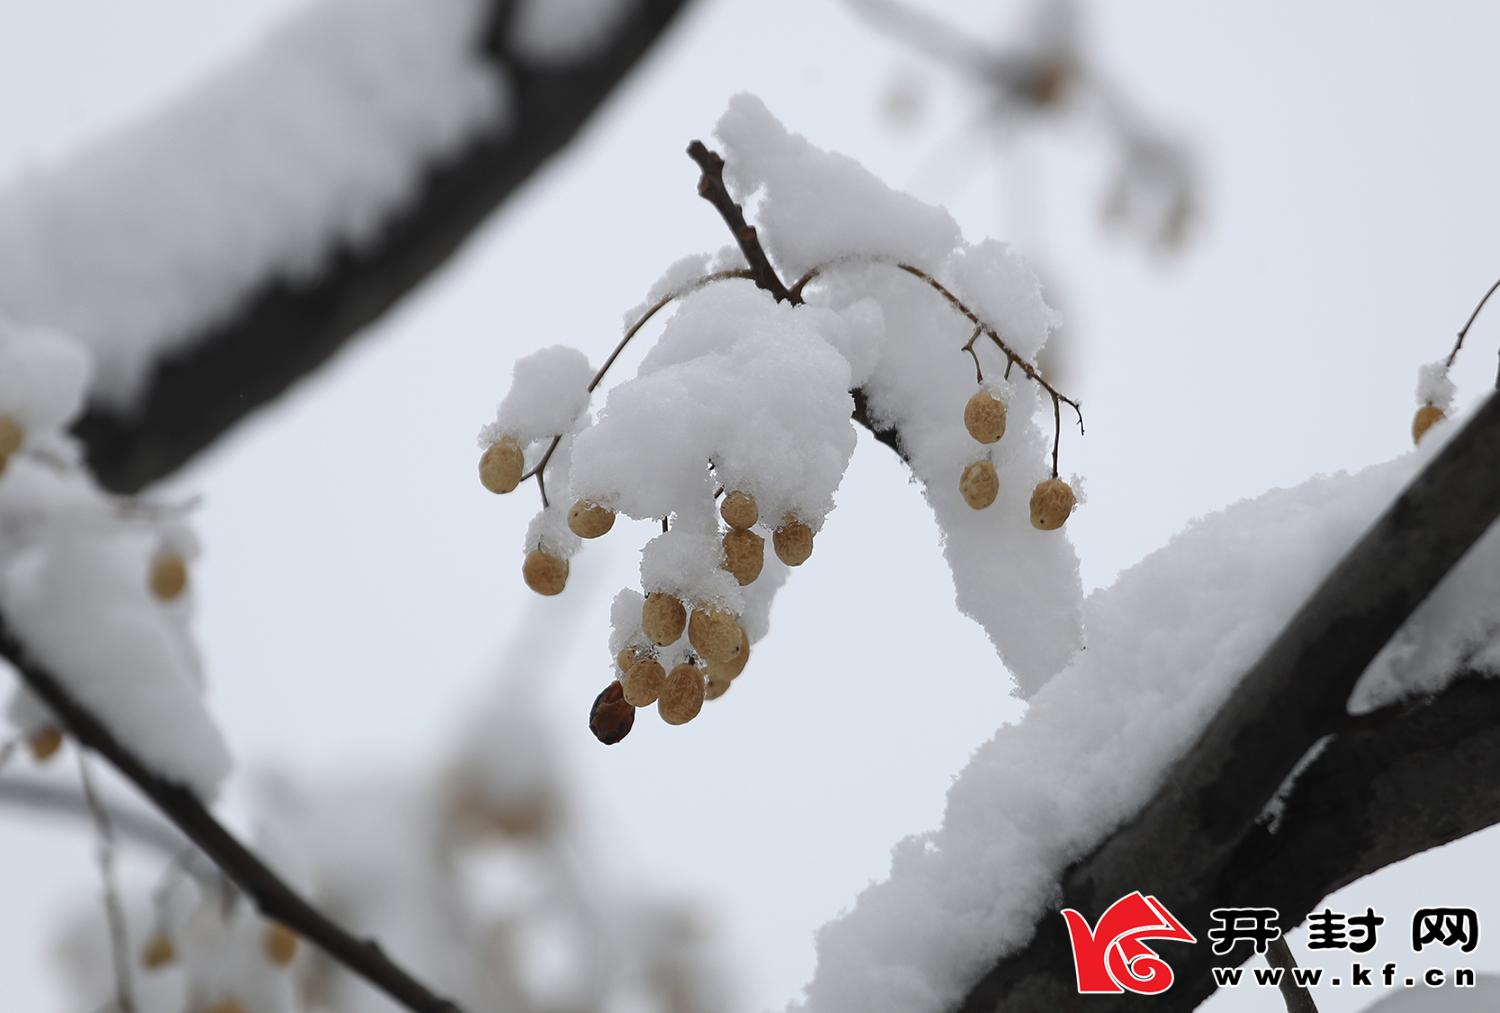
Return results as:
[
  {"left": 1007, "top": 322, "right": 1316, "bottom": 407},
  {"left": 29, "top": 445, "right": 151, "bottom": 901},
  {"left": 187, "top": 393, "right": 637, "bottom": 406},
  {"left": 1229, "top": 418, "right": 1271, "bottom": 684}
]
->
[
  {"left": 0, "top": 615, "right": 464, "bottom": 1013},
  {"left": 678, "top": 133, "right": 1500, "bottom": 1008}
]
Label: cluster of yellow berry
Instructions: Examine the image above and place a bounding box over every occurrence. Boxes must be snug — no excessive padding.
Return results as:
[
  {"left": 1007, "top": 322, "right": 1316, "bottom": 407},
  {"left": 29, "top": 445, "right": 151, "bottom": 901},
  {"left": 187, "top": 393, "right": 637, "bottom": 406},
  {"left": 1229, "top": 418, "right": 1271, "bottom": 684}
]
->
[{"left": 960, "top": 389, "right": 1077, "bottom": 530}]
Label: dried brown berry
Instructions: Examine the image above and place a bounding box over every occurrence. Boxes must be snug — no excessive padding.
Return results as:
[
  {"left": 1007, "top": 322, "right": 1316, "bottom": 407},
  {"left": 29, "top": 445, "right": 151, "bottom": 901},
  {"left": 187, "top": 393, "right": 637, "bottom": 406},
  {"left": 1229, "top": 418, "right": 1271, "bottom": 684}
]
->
[
  {"left": 642, "top": 592, "right": 687, "bottom": 645},
  {"left": 616, "top": 646, "right": 647, "bottom": 673},
  {"left": 1412, "top": 404, "right": 1446, "bottom": 446},
  {"left": 960, "top": 460, "right": 999, "bottom": 510},
  {"left": 706, "top": 629, "right": 750, "bottom": 681},
  {"left": 567, "top": 500, "right": 615, "bottom": 539},
  {"left": 720, "top": 490, "right": 759, "bottom": 530},
  {"left": 262, "top": 923, "right": 299, "bottom": 967},
  {"left": 722, "top": 528, "right": 765, "bottom": 586},
  {"left": 589, "top": 682, "right": 635, "bottom": 744},
  {"left": 141, "top": 932, "right": 176, "bottom": 970},
  {"left": 0, "top": 415, "right": 22, "bottom": 458},
  {"left": 28, "top": 726, "right": 63, "bottom": 762},
  {"left": 479, "top": 436, "right": 524, "bottom": 494},
  {"left": 206, "top": 1001, "right": 248, "bottom": 1013},
  {"left": 705, "top": 676, "right": 732, "bottom": 701},
  {"left": 1030, "top": 478, "right": 1077, "bottom": 531},
  {"left": 964, "top": 390, "right": 1007, "bottom": 444},
  {"left": 688, "top": 608, "right": 743, "bottom": 664},
  {"left": 622, "top": 657, "right": 667, "bottom": 707},
  {"left": 149, "top": 552, "right": 189, "bottom": 601},
  {"left": 522, "top": 550, "right": 568, "bottom": 596},
  {"left": 658, "top": 664, "right": 706, "bottom": 725},
  {"left": 773, "top": 518, "right": 814, "bottom": 567}
]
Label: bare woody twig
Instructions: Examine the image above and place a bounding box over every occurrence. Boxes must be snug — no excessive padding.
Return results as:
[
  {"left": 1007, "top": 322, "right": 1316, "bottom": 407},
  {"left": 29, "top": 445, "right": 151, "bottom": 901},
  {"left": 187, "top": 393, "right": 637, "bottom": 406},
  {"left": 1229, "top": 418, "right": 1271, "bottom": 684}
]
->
[
  {"left": 78, "top": 754, "right": 135, "bottom": 1013},
  {"left": 0, "top": 616, "right": 464, "bottom": 1013}
]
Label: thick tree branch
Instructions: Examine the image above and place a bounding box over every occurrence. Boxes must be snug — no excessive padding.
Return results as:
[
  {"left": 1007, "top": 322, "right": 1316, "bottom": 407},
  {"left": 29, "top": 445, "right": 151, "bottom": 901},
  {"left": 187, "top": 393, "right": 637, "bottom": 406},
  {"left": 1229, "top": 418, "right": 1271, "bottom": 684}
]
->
[
  {"left": 0, "top": 615, "right": 463, "bottom": 1013},
  {"left": 953, "top": 391, "right": 1500, "bottom": 1010},
  {"left": 77, "top": 0, "right": 695, "bottom": 493}
]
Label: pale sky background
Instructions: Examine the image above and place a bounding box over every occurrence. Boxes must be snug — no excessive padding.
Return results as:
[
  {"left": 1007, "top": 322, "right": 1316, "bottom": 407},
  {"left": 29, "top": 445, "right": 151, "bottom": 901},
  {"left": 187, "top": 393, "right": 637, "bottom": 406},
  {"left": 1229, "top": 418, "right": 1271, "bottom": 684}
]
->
[{"left": 4, "top": 1, "right": 1500, "bottom": 1010}]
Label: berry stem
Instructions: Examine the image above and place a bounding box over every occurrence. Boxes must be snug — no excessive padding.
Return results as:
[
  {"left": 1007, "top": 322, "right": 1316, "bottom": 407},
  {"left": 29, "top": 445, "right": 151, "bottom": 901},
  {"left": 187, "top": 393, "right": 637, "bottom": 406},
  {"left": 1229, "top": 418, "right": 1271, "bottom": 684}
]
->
[
  {"left": 521, "top": 268, "right": 754, "bottom": 508},
  {"left": 961, "top": 324, "right": 985, "bottom": 383},
  {"left": 1447, "top": 273, "right": 1500, "bottom": 370}
]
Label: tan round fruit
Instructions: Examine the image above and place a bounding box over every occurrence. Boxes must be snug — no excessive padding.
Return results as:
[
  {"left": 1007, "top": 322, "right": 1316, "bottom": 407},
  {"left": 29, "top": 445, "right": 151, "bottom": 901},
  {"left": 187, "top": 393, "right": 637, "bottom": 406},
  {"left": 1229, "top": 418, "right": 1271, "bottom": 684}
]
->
[
  {"left": 622, "top": 657, "right": 667, "bottom": 707},
  {"left": 479, "top": 437, "right": 524, "bottom": 494},
  {"left": 658, "top": 664, "right": 706, "bottom": 725},
  {"left": 522, "top": 550, "right": 568, "bottom": 595},
  {"left": 960, "top": 460, "right": 999, "bottom": 510},
  {"left": 706, "top": 629, "right": 750, "bottom": 681},
  {"left": 589, "top": 681, "right": 634, "bottom": 745},
  {"left": 149, "top": 552, "right": 189, "bottom": 601},
  {"left": 1412, "top": 404, "right": 1446, "bottom": 446},
  {"left": 964, "top": 390, "right": 1007, "bottom": 444},
  {"left": 772, "top": 518, "right": 814, "bottom": 567},
  {"left": 616, "top": 646, "right": 647, "bottom": 673},
  {"left": 722, "top": 528, "right": 765, "bottom": 586},
  {"left": 720, "top": 490, "right": 759, "bottom": 530},
  {"left": 263, "top": 922, "right": 299, "bottom": 967},
  {"left": 0, "top": 415, "right": 22, "bottom": 457},
  {"left": 642, "top": 592, "right": 687, "bottom": 645},
  {"left": 567, "top": 500, "right": 615, "bottom": 539},
  {"left": 705, "top": 676, "right": 732, "bottom": 701},
  {"left": 688, "top": 608, "right": 743, "bottom": 664},
  {"left": 1029, "top": 478, "right": 1077, "bottom": 531},
  {"left": 28, "top": 726, "right": 63, "bottom": 762},
  {"left": 141, "top": 933, "right": 176, "bottom": 970}
]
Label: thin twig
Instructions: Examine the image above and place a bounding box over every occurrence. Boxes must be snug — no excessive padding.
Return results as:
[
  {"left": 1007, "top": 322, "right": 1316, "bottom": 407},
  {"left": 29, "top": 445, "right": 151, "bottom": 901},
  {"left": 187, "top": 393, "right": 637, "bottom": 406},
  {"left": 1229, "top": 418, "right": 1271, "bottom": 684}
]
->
[
  {"left": 0, "top": 614, "right": 464, "bottom": 1013},
  {"left": 1447, "top": 274, "right": 1500, "bottom": 369},
  {"left": 1265, "top": 937, "right": 1320, "bottom": 1013},
  {"left": 77, "top": 754, "right": 135, "bottom": 1013},
  {"left": 520, "top": 268, "right": 754, "bottom": 508},
  {"left": 687, "top": 142, "right": 792, "bottom": 302}
]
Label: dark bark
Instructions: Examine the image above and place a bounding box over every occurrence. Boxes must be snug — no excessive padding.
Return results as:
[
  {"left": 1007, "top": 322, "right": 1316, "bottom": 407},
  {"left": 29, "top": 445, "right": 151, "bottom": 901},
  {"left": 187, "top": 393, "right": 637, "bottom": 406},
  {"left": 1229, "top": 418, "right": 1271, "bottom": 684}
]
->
[{"left": 76, "top": 0, "right": 696, "bottom": 493}]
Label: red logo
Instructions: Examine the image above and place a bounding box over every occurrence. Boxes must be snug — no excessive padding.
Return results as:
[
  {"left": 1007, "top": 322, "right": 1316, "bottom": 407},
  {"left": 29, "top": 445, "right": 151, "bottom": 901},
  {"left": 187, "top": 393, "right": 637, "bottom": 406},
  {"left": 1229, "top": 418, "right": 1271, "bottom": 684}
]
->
[{"left": 1062, "top": 892, "right": 1197, "bottom": 995}]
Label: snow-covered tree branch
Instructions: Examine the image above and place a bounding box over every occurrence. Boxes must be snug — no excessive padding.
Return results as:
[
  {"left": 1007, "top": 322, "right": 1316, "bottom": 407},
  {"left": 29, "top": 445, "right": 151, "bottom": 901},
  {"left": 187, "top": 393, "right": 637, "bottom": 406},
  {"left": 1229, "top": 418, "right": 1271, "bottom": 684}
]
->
[{"left": 0, "top": 0, "right": 694, "bottom": 493}]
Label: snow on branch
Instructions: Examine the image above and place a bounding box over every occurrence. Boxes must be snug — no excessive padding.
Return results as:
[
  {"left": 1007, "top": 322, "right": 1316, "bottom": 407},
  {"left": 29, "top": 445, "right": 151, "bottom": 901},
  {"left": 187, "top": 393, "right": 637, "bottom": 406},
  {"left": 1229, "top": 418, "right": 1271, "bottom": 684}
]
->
[
  {"left": 474, "top": 98, "right": 1091, "bottom": 742},
  {"left": 0, "top": 612, "right": 466, "bottom": 1013},
  {"left": 0, "top": 0, "right": 693, "bottom": 492}
]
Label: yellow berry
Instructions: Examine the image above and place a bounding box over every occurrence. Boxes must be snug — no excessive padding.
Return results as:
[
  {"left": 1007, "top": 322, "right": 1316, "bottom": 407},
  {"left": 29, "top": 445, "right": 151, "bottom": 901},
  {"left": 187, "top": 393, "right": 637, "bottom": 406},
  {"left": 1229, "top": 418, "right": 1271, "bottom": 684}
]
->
[
  {"left": 658, "top": 664, "right": 706, "bottom": 725},
  {"left": 622, "top": 657, "right": 667, "bottom": 707},
  {"left": 772, "top": 518, "right": 814, "bottom": 567},
  {"left": 1030, "top": 478, "right": 1077, "bottom": 531},
  {"left": 688, "top": 608, "right": 743, "bottom": 664},
  {"left": 720, "top": 491, "right": 758, "bottom": 530},
  {"left": 964, "top": 390, "right": 1007, "bottom": 444},
  {"left": 522, "top": 550, "right": 568, "bottom": 595},
  {"left": 960, "top": 460, "right": 999, "bottom": 510},
  {"left": 0, "top": 415, "right": 23, "bottom": 457},
  {"left": 149, "top": 552, "right": 188, "bottom": 601},
  {"left": 589, "top": 681, "right": 635, "bottom": 745},
  {"left": 642, "top": 592, "right": 687, "bottom": 646},
  {"left": 567, "top": 500, "right": 615, "bottom": 539},
  {"left": 28, "top": 726, "right": 63, "bottom": 762},
  {"left": 1412, "top": 404, "right": 1446, "bottom": 445},
  {"left": 479, "top": 437, "right": 524, "bottom": 494},
  {"left": 262, "top": 922, "right": 299, "bottom": 967},
  {"left": 706, "top": 629, "right": 750, "bottom": 681},
  {"left": 722, "top": 528, "right": 764, "bottom": 585},
  {"left": 706, "top": 676, "right": 732, "bottom": 701},
  {"left": 140, "top": 933, "right": 175, "bottom": 970}
]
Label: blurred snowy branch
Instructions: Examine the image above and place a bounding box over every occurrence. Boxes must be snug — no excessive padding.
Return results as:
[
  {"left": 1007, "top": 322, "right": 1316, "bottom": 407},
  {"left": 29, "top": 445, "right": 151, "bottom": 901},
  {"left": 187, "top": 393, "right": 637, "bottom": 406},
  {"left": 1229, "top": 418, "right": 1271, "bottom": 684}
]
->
[{"left": 0, "top": 0, "right": 694, "bottom": 493}]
